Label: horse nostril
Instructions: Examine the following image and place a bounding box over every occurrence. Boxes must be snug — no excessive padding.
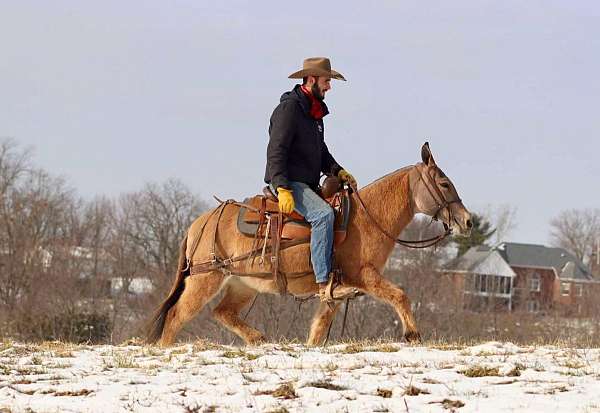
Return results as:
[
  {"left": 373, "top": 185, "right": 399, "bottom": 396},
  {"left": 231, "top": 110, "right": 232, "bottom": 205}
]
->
[{"left": 466, "top": 219, "right": 473, "bottom": 229}]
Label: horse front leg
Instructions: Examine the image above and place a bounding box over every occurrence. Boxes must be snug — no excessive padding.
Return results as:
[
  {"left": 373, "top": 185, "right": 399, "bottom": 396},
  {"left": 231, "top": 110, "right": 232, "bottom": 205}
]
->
[{"left": 349, "top": 264, "right": 421, "bottom": 342}]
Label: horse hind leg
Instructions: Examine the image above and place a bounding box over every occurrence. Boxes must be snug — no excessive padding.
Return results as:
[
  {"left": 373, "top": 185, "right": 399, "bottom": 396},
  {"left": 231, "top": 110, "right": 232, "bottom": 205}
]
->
[
  {"left": 160, "top": 271, "right": 225, "bottom": 346},
  {"left": 306, "top": 301, "right": 341, "bottom": 346},
  {"left": 212, "top": 279, "right": 266, "bottom": 345}
]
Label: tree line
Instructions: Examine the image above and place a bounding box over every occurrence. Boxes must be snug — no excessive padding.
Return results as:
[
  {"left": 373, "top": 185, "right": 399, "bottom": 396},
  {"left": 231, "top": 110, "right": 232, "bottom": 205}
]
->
[{"left": 1, "top": 138, "right": 598, "bottom": 345}]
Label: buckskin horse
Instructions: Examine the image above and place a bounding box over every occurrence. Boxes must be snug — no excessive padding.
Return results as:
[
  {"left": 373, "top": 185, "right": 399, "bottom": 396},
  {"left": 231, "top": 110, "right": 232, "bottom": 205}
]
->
[{"left": 146, "top": 143, "right": 472, "bottom": 346}]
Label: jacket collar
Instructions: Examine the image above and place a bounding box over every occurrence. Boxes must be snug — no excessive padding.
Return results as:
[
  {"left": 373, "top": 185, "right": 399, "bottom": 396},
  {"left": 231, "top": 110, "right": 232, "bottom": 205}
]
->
[{"left": 292, "top": 84, "right": 329, "bottom": 118}]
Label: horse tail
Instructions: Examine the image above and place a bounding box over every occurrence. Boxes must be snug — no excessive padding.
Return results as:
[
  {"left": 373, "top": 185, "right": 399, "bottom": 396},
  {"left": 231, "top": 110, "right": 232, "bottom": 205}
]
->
[{"left": 145, "top": 234, "right": 189, "bottom": 344}]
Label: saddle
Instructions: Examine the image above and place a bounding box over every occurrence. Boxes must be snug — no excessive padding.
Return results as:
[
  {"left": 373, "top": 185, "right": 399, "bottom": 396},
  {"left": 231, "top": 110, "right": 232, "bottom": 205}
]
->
[
  {"left": 233, "top": 175, "right": 351, "bottom": 295},
  {"left": 236, "top": 177, "right": 351, "bottom": 246}
]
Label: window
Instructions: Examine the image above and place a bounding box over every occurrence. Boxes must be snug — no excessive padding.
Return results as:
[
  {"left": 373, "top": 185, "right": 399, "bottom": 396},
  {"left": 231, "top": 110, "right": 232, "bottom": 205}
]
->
[
  {"left": 527, "top": 299, "right": 540, "bottom": 313},
  {"left": 474, "top": 273, "right": 488, "bottom": 293},
  {"left": 494, "top": 276, "right": 511, "bottom": 295},
  {"left": 575, "top": 284, "right": 583, "bottom": 297},
  {"left": 472, "top": 274, "right": 511, "bottom": 295},
  {"left": 502, "top": 277, "right": 511, "bottom": 294},
  {"left": 529, "top": 273, "right": 541, "bottom": 292},
  {"left": 560, "top": 282, "right": 571, "bottom": 296}
]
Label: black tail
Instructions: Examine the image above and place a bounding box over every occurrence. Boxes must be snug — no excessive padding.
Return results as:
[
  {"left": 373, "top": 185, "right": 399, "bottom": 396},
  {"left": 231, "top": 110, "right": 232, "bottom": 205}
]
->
[{"left": 145, "top": 235, "right": 189, "bottom": 344}]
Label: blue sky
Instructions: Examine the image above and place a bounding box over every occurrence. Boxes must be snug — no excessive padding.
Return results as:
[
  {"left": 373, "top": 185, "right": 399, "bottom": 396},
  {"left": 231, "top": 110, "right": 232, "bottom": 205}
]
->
[{"left": 2, "top": 0, "right": 599, "bottom": 244}]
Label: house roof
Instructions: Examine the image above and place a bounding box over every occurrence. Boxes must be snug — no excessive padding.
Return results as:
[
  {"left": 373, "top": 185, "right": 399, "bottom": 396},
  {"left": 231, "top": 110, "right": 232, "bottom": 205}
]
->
[
  {"left": 445, "top": 245, "right": 492, "bottom": 272},
  {"left": 447, "top": 242, "right": 594, "bottom": 282}
]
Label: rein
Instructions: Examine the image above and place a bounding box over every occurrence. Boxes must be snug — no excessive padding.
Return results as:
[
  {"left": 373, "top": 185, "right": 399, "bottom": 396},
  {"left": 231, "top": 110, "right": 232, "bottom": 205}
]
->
[{"left": 352, "top": 164, "right": 459, "bottom": 249}]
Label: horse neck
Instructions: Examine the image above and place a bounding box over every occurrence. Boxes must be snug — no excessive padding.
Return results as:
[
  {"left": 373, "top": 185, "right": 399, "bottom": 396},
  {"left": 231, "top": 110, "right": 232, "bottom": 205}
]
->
[{"left": 353, "top": 167, "right": 415, "bottom": 251}]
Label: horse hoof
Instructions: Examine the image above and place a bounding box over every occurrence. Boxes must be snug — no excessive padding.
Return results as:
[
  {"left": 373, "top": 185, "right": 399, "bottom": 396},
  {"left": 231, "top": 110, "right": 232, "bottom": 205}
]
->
[
  {"left": 404, "top": 331, "right": 422, "bottom": 343},
  {"left": 247, "top": 334, "right": 267, "bottom": 346}
]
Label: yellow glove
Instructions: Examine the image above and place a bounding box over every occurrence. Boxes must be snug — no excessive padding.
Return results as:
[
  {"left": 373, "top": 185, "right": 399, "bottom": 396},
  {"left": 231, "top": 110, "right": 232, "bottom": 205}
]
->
[
  {"left": 277, "top": 187, "right": 295, "bottom": 214},
  {"left": 338, "top": 169, "right": 357, "bottom": 189}
]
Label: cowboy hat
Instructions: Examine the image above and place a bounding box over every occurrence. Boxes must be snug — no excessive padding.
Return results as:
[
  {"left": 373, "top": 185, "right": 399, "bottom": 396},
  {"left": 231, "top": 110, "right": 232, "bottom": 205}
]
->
[{"left": 288, "top": 57, "right": 346, "bottom": 81}]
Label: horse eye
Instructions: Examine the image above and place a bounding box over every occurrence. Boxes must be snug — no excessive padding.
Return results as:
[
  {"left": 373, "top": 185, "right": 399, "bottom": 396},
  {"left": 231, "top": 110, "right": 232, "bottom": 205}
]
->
[{"left": 440, "top": 182, "right": 450, "bottom": 189}]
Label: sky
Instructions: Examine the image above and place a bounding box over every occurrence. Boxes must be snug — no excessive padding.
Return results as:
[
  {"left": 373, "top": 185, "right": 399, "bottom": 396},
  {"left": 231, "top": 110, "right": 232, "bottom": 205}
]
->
[{"left": 1, "top": 0, "right": 599, "bottom": 245}]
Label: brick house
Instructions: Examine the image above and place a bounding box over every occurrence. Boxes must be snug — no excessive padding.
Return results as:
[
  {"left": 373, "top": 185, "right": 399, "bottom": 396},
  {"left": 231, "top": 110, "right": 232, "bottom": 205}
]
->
[{"left": 444, "top": 242, "right": 599, "bottom": 315}]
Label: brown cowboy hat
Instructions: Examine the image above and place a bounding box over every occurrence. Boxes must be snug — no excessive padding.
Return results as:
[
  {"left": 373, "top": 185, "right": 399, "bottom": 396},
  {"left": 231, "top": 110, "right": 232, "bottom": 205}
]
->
[{"left": 288, "top": 57, "right": 346, "bottom": 81}]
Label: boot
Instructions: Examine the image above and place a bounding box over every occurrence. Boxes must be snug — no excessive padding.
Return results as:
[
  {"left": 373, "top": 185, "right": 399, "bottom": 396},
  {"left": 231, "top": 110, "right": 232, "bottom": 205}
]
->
[{"left": 318, "top": 273, "right": 359, "bottom": 303}]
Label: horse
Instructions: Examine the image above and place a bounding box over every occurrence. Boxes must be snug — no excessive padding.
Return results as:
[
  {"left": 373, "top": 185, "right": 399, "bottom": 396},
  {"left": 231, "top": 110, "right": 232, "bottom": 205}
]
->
[{"left": 146, "top": 143, "right": 472, "bottom": 346}]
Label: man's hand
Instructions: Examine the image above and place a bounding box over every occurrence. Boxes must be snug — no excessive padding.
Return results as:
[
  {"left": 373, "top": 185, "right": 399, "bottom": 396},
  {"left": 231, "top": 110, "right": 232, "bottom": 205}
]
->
[
  {"left": 277, "top": 187, "right": 295, "bottom": 214},
  {"left": 338, "top": 169, "right": 357, "bottom": 189}
]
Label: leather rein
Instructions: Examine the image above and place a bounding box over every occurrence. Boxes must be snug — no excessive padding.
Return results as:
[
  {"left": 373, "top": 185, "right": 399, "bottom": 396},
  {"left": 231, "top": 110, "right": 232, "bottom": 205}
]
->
[{"left": 353, "top": 164, "right": 461, "bottom": 249}]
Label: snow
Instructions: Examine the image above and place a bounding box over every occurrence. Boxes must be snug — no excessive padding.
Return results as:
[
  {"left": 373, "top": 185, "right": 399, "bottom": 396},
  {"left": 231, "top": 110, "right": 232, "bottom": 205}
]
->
[{"left": 1, "top": 341, "right": 599, "bottom": 412}]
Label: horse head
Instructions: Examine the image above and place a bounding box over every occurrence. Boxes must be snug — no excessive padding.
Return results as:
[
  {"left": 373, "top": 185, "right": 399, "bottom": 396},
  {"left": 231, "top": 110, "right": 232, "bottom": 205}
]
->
[{"left": 410, "top": 142, "right": 472, "bottom": 236}]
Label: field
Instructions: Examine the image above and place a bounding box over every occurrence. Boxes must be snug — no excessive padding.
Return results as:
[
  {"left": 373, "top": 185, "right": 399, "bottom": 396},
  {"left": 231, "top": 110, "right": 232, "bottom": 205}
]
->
[{"left": 1, "top": 339, "right": 600, "bottom": 412}]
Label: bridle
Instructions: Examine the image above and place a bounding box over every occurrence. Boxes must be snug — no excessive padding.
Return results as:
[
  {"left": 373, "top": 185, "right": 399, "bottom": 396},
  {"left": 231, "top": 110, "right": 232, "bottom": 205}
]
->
[
  {"left": 414, "top": 163, "right": 462, "bottom": 226},
  {"left": 353, "top": 163, "right": 462, "bottom": 249}
]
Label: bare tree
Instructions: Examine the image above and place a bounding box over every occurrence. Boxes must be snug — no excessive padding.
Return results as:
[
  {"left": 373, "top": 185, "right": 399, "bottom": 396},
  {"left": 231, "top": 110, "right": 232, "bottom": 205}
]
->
[
  {"left": 117, "top": 178, "right": 209, "bottom": 291},
  {"left": 478, "top": 204, "right": 518, "bottom": 244},
  {"left": 550, "top": 208, "right": 600, "bottom": 262},
  {"left": 491, "top": 204, "right": 518, "bottom": 244},
  {"left": 0, "top": 167, "right": 75, "bottom": 312}
]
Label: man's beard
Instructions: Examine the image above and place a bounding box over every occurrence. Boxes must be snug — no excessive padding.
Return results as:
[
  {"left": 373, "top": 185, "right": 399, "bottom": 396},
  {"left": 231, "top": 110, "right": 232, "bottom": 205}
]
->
[{"left": 311, "top": 83, "right": 325, "bottom": 101}]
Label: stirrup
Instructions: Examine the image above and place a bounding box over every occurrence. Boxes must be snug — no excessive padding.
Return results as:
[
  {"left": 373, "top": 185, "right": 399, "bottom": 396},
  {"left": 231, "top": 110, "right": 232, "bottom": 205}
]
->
[{"left": 317, "top": 276, "right": 360, "bottom": 305}]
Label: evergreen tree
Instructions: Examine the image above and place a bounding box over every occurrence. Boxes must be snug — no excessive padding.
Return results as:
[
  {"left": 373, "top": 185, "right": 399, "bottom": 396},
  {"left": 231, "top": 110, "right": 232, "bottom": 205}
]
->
[{"left": 452, "top": 213, "right": 496, "bottom": 257}]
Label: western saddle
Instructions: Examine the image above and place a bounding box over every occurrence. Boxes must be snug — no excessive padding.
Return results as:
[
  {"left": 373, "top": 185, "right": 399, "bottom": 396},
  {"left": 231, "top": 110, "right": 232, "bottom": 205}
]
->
[
  {"left": 235, "top": 176, "right": 351, "bottom": 295},
  {"left": 236, "top": 176, "right": 351, "bottom": 244}
]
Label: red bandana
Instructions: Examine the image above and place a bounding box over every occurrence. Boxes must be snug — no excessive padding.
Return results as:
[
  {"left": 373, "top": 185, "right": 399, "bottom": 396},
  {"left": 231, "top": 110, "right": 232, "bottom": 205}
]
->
[{"left": 300, "top": 85, "right": 324, "bottom": 120}]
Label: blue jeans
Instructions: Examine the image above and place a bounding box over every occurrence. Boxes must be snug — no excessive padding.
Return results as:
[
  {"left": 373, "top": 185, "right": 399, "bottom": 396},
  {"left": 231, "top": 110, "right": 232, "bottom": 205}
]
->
[{"left": 272, "top": 181, "right": 334, "bottom": 284}]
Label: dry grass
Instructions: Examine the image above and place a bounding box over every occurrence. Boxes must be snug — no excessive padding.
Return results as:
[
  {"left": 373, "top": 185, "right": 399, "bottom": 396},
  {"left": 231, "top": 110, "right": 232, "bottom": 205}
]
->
[
  {"left": 221, "top": 349, "right": 259, "bottom": 360},
  {"left": 192, "top": 339, "right": 224, "bottom": 353},
  {"left": 376, "top": 388, "right": 392, "bottom": 398},
  {"left": 493, "top": 379, "right": 518, "bottom": 385},
  {"left": 525, "top": 385, "right": 569, "bottom": 395},
  {"left": 330, "top": 338, "right": 402, "bottom": 354},
  {"left": 120, "top": 337, "right": 144, "bottom": 346},
  {"left": 41, "top": 388, "right": 93, "bottom": 397},
  {"left": 461, "top": 365, "right": 500, "bottom": 377},
  {"left": 506, "top": 363, "right": 523, "bottom": 377},
  {"left": 0, "top": 364, "right": 11, "bottom": 375},
  {"left": 404, "top": 385, "right": 430, "bottom": 396},
  {"left": 321, "top": 361, "right": 338, "bottom": 372},
  {"left": 10, "top": 378, "right": 34, "bottom": 385},
  {"left": 302, "top": 380, "right": 347, "bottom": 391},
  {"left": 53, "top": 350, "right": 75, "bottom": 358},
  {"left": 168, "top": 347, "right": 189, "bottom": 355},
  {"left": 142, "top": 346, "right": 163, "bottom": 357},
  {"left": 103, "top": 352, "right": 140, "bottom": 369},
  {"left": 338, "top": 343, "right": 368, "bottom": 354},
  {"left": 254, "top": 383, "right": 297, "bottom": 399},
  {"left": 419, "top": 338, "right": 479, "bottom": 351},
  {"left": 422, "top": 377, "right": 442, "bottom": 384},
  {"left": 558, "top": 359, "right": 586, "bottom": 369},
  {"left": 265, "top": 408, "right": 290, "bottom": 413},
  {"left": 0, "top": 338, "right": 12, "bottom": 352},
  {"left": 429, "top": 399, "right": 465, "bottom": 409},
  {"left": 38, "top": 341, "right": 84, "bottom": 353}
]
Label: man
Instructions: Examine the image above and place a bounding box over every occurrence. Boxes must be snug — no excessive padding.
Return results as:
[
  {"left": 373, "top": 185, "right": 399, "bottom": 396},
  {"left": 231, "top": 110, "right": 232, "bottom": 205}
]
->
[{"left": 264, "top": 57, "right": 357, "bottom": 302}]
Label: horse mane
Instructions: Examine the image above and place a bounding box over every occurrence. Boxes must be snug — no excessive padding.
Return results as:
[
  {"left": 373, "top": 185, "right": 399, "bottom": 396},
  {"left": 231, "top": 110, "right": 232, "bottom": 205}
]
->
[
  {"left": 358, "top": 164, "right": 415, "bottom": 192},
  {"left": 353, "top": 165, "right": 414, "bottom": 242}
]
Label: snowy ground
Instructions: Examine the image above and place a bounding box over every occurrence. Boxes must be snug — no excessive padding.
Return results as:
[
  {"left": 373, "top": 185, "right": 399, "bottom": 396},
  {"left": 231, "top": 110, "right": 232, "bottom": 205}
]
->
[{"left": 1, "top": 340, "right": 600, "bottom": 413}]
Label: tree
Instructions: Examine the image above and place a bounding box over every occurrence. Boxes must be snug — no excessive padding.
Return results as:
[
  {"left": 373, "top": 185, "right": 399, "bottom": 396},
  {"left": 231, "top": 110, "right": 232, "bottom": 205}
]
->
[
  {"left": 451, "top": 213, "right": 496, "bottom": 257},
  {"left": 0, "top": 139, "right": 76, "bottom": 313},
  {"left": 483, "top": 204, "right": 518, "bottom": 244},
  {"left": 550, "top": 208, "right": 600, "bottom": 262}
]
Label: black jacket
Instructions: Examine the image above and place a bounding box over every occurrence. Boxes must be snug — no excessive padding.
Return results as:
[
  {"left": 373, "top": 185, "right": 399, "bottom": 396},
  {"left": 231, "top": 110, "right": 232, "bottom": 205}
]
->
[{"left": 264, "top": 85, "right": 343, "bottom": 190}]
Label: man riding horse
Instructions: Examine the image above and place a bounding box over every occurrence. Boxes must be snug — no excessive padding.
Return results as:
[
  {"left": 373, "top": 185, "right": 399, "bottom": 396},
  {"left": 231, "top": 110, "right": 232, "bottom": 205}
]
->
[{"left": 264, "top": 57, "right": 357, "bottom": 302}]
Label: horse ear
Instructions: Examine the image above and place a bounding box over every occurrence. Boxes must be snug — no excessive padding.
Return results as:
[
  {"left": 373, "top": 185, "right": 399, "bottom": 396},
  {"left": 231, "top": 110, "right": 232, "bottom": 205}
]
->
[{"left": 421, "top": 142, "right": 436, "bottom": 166}]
